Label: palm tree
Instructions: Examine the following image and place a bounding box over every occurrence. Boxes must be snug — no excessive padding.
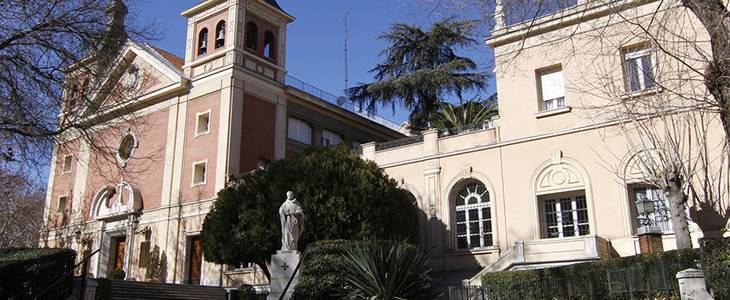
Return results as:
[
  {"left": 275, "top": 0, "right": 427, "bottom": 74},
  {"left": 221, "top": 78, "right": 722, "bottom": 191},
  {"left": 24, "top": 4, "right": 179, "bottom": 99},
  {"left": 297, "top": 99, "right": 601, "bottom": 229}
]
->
[
  {"left": 346, "top": 19, "right": 488, "bottom": 132},
  {"left": 430, "top": 98, "right": 498, "bottom": 132},
  {"left": 340, "top": 240, "right": 440, "bottom": 300}
]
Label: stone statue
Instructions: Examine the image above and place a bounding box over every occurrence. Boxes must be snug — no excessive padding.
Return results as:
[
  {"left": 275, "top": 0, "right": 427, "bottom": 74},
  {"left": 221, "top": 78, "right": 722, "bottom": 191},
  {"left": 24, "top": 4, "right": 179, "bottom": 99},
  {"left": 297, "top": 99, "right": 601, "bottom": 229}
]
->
[{"left": 279, "top": 191, "right": 304, "bottom": 251}]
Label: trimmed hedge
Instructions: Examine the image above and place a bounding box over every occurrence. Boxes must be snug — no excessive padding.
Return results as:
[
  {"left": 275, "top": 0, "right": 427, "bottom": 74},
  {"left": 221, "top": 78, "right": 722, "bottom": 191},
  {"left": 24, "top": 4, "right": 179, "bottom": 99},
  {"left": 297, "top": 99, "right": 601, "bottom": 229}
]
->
[
  {"left": 0, "top": 248, "right": 77, "bottom": 299},
  {"left": 291, "top": 240, "right": 353, "bottom": 300},
  {"left": 700, "top": 237, "right": 730, "bottom": 299},
  {"left": 481, "top": 249, "right": 700, "bottom": 299}
]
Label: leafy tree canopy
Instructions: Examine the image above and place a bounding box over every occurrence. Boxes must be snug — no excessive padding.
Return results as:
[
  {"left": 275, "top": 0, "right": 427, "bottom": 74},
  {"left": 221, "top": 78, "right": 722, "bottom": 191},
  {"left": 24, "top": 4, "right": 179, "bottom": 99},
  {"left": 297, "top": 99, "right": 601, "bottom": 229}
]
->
[
  {"left": 201, "top": 146, "right": 419, "bottom": 279},
  {"left": 346, "top": 18, "right": 488, "bottom": 132}
]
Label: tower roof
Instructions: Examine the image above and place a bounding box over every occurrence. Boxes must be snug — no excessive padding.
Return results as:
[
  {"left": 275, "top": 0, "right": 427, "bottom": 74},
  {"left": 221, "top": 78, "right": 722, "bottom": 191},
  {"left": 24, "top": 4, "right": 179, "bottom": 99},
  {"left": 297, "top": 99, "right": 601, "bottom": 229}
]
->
[{"left": 182, "top": 0, "right": 293, "bottom": 21}]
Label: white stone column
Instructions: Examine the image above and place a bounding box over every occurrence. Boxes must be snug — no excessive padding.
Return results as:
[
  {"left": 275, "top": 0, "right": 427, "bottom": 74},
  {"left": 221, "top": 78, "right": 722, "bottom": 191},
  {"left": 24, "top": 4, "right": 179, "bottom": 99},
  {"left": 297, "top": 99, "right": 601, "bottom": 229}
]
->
[
  {"left": 360, "top": 142, "right": 376, "bottom": 161},
  {"left": 676, "top": 269, "right": 714, "bottom": 300},
  {"left": 494, "top": 0, "right": 506, "bottom": 31}
]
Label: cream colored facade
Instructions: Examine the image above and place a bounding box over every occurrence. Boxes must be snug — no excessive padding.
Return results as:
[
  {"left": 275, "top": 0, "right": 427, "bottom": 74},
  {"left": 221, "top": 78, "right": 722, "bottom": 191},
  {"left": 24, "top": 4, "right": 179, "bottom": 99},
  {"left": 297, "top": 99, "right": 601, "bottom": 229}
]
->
[
  {"left": 361, "top": 0, "right": 729, "bottom": 286},
  {"left": 41, "top": 0, "right": 401, "bottom": 287},
  {"left": 41, "top": 0, "right": 729, "bottom": 291}
]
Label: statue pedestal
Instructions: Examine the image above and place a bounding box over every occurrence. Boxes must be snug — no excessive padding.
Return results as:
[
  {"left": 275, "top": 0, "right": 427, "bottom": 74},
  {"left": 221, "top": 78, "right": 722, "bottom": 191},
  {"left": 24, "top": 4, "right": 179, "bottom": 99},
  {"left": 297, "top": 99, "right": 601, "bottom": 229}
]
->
[{"left": 267, "top": 251, "right": 301, "bottom": 300}]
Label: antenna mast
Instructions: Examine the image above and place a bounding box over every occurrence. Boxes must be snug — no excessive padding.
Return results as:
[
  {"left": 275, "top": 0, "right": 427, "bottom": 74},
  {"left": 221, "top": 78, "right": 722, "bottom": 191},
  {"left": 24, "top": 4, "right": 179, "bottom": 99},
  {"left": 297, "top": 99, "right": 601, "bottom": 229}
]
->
[{"left": 344, "top": 13, "right": 350, "bottom": 92}]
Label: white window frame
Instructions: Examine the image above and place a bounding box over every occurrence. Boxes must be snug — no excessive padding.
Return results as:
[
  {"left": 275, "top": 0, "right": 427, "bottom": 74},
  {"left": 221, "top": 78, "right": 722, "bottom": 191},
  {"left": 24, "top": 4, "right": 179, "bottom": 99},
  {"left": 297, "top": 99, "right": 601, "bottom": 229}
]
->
[
  {"left": 287, "top": 117, "right": 312, "bottom": 145},
  {"left": 541, "top": 194, "right": 590, "bottom": 238},
  {"left": 191, "top": 160, "right": 208, "bottom": 187},
  {"left": 195, "top": 110, "right": 211, "bottom": 137},
  {"left": 57, "top": 195, "right": 69, "bottom": 213},
  {"left": 453, "top": 181, "right": 494, "bottom": 250},
  {"left": 537, "top": 66, "right": 566, "bottom": 112},
  {"left": 321, "top": 129, "right": 342, "bottom": 146},
  {"left": 623, "top": 45, "right": 657, "bottom": 93},
  {"left": 62, "top": 155, "right": 73, "bottom": 174}
]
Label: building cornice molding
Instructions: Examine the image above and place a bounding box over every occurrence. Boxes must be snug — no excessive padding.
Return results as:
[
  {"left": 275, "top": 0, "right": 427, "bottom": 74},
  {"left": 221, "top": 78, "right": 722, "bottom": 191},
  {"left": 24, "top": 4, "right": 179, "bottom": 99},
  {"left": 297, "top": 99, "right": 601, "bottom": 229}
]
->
[{"left": 487, "top": 0, "right": 660, "bottom": 48}]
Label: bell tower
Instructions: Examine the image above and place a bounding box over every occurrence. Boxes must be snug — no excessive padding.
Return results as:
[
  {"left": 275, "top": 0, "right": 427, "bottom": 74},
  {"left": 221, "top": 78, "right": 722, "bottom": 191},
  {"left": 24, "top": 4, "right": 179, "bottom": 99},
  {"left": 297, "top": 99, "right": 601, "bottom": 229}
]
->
[{"left": 181, "top": 0, "right": 294, "bottom": 82}]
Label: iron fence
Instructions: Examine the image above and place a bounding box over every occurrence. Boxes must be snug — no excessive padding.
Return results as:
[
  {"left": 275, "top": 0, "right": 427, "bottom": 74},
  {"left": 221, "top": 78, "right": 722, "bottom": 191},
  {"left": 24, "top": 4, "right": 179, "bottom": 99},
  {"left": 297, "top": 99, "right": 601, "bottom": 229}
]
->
[{"left": 450, "top": 263, "right": 681, "bottom": 300}]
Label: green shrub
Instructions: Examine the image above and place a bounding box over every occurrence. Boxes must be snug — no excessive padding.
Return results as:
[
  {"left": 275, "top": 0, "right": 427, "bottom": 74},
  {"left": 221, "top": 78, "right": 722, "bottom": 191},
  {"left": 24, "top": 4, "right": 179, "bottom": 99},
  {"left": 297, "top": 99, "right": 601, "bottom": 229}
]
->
[
  {"left": 95, "top": 278, "right": 111, "bottom": 300},
  {"left": 292, "top": 240, "right": 353, "bottom": 300},
  {"left": 0, "top": 247, "right": 76, "bottom": 299},
  {"left": 108, "top": 268, "right": 126, "bottom": 280},
  {"left": 202, "top": 146, "right": 419, "bottom": 278},
  {"left": 700, "top": 237, "right": 730, "bottom": 299},
  {"left": 341, "top": 240, "right": 439, "bottom": 300},
  {"left": 236, "top": 285, "right": 267, "bottom": 300},
  {"left": 293, "top": 240, "right": 438, "bottom": 300},
  {"left": 482, "top": 248, "right": 700, "bottom": 299}
]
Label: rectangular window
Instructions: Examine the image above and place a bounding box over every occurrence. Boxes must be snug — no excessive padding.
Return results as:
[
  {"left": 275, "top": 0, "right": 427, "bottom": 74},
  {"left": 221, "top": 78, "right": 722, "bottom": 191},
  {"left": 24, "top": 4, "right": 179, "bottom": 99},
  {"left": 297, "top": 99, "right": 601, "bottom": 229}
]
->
[
  {"left": 192, "top": 161, "right": 207, "bottom": 186},
  {"left": 623, "top": 45, "right": 656, "bottom": 93},
  {"left": 537, "top": 67, "right": 565, "bottom": 111},
  {"left": 287, "top": 117, "right": 312, "bottom": 145},
  {"left": 542, "top": 194, "right": 589, "bottom": 238},
  {"left": 195, "top": 110, "right": 211, "bottom": 136},
  {"left": 630, "top": 184, "right": 673, "bottom": 233},
  {"left": 62, "top": 155, "right": 73, "bottom": 173},
  {"left": 57, "top": 196, "right": 68, "bottom": 213},
  {"left": 321, "top": 130, "right": 342, "bottom": 146}
]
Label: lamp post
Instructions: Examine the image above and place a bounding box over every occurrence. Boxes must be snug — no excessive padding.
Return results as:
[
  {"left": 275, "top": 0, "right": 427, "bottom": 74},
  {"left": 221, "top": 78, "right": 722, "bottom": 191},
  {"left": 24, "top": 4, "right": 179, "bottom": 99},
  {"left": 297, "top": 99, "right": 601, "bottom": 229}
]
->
[
  {"left": 635, "top": 192, "right": 663, "bottom": 253},
  {"left": 635, "top": 194, "right": 656, "bottom": 227}
]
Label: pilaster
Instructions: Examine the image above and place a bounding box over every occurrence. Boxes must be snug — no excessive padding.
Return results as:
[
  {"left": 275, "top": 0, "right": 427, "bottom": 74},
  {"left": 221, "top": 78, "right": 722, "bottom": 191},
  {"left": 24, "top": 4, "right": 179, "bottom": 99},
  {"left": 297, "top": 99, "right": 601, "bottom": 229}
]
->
[
  {"left": 43, "top": 148, "right": 59, "bottom": 229},
  {"left": 216, "top": 76, "right": 235, "bottom": 191},
  {"left": 227, "top": 79, "right": 245, "bottom": 175},
  {"left": 274, "top": 95, "right": 287, "bottom": 159},
  {"left": 71, "top": 140, "right": 91, "bottom": 224},
  {"left": 421, "top": 129, "right": 443, "bottom": 250}
]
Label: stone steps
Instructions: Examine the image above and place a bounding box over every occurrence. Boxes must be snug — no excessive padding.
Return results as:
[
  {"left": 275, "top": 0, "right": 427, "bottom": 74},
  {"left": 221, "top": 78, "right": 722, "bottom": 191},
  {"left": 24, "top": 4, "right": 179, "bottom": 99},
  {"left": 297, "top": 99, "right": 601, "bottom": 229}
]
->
[{"left": 108, "top": 280, "right": 227, "bottom": 300}]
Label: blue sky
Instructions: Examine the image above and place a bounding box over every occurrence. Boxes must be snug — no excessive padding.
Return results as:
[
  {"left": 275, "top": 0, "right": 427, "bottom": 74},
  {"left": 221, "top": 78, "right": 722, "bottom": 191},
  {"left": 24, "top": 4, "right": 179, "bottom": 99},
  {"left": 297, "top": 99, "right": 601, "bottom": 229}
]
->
[{"left": 131, "top": 0, "right": 497, "bottom": 124}]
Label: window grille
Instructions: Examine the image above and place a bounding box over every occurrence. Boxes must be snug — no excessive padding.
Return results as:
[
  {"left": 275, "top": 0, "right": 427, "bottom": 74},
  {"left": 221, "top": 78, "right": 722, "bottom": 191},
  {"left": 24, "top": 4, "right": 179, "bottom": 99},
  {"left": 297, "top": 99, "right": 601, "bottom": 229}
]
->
[
  {"left": 543, "top": 195, "right": 589, "bottom": 238},
  {"left": 453, "top": 180, "right": 493, "bottom": 249}
]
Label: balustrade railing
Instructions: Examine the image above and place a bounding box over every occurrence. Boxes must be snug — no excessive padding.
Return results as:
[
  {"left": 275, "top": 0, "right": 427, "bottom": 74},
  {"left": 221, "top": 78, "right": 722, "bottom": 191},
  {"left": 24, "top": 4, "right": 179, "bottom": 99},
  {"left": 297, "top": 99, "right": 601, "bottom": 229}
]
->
[
  {"left": 438, "top": 121, "right": 494, "bottom": 137},
  {"left": 375, "top": 135, "right": 424, "bottom": 151}
]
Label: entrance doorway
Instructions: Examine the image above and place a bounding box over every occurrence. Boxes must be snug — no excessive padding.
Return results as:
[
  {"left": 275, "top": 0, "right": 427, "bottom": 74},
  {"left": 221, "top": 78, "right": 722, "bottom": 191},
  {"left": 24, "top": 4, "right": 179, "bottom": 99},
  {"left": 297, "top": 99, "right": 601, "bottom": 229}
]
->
[
  {"left": 108, "top": 236, "right": 126, "bottom": 275},
  {"left": 187, "top": 236, "right": 202, "bottom": 285}
]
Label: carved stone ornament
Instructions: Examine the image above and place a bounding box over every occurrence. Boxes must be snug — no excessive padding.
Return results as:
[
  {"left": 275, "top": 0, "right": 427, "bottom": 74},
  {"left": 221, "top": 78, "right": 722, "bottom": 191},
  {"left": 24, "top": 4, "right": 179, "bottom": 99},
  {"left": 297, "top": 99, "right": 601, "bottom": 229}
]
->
[{"left": 91, "top": 179, "right": 143, "bottom": 221}]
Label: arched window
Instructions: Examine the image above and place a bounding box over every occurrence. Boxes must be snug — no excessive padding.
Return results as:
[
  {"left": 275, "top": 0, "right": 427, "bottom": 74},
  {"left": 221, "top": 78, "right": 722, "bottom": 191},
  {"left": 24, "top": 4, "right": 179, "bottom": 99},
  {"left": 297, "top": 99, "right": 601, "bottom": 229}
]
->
[
  {"left": 452, "top": 179, "right": 493, "bottom": 250},
  {"left": 264, "top": 31, "right": 276, "bottom": 60},
  {"left": 198, "top": 28, "right": 208, "bottom": 55},
  {"left": 215, "top": 21, "right": 226, "bottom": 49},
  {"left": 245, "top": 22, "right": 258, "bottom": 50}
]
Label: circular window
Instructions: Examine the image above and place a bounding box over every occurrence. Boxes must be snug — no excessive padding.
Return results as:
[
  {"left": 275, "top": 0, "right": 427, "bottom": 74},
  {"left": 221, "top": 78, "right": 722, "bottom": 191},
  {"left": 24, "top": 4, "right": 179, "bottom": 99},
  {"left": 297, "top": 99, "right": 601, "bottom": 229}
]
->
[{"left": 117, "top": 133, "right": 137, "bottom": 165}]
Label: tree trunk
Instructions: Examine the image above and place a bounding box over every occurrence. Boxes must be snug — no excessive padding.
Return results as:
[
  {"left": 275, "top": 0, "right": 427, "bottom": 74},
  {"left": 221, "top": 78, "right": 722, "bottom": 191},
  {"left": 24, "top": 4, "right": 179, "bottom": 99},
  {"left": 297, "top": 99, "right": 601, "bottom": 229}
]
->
[
  {"left": 664, "top": 178, "right": 693, "bottom": 249},
  {"left": 682, "top": 0, "right": 730, "bottom": 147}
]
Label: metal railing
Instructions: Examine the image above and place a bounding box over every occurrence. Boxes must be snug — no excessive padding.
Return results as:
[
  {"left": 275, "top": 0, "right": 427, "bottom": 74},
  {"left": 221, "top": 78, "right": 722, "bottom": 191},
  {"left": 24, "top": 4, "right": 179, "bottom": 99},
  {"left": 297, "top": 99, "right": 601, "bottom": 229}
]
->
[
  {"left": 284, "top": 75, "right": 402, "bottom": 132},
  {"left": 449, "top": 262, "right": 681, "bottom": 300},
  {"left": 37, "top": 248, "right": 100, "bottom": 300},
  {"left": 375, "top": 135, "right": 424, "bottom": 151},
  {"left": 541, "top": 97, "right": 566, "bottom": 111},
  {"left": 438, "top": 121, "right": 495, "bottom": 137}
]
